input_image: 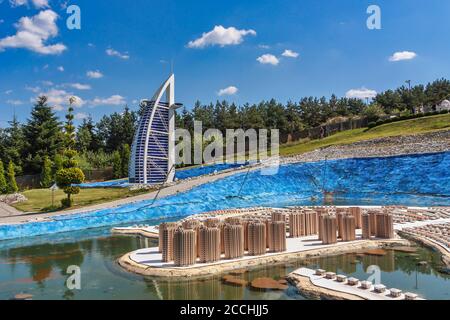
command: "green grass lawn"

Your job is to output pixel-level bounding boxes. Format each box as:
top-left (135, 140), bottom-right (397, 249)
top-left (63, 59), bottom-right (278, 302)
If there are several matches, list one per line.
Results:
top-left (13, 188), bottom-right (151, 213)
top-left (280, 113), bottom-right (450, 156)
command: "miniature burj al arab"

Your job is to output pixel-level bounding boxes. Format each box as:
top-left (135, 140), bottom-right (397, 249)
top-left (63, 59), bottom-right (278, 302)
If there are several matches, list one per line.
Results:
top-left (129, 74), bottom-right (182, 185)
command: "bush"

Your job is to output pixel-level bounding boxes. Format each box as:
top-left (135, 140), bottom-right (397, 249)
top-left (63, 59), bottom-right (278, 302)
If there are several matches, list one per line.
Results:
top-left (7, 161), bottom-right (18, 194)
top-left (368, 122), bottom-right (377, 129)
top-left (61, 198), bottom-right (74, 208)
top-left (0, 161), bottom-right (7, 194)
top-left (362, 104), bottom-right (385, 122)
top-left (40, 156), bottom-right (53, 188)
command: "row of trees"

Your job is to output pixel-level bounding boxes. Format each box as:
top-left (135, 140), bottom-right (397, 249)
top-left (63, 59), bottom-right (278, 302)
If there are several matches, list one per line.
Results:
top-left (0, 78), bottom-right (449, 179)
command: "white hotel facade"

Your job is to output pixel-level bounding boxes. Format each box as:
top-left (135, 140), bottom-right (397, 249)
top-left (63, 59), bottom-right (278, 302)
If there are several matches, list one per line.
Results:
top-left (129, 74), bottom-right (181, 185)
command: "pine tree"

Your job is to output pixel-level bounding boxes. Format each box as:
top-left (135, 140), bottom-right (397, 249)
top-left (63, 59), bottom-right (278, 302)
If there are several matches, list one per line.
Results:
top-left (4, 115), bottom-right (25, 175)
top-left (7, 161), bottom-right (18, 194)
top-left (0, 161), bottom-right (7, 194)
top-left (120, 144), bottom-right (131, 178)
top-left (40, 156), bottom-right (53, 188)
top-left (112, 151), bottom-right (122, 179)
top-left (55, 98), bottom-right (85, 207)
top-left (23, 96), bottom-right (63, 173)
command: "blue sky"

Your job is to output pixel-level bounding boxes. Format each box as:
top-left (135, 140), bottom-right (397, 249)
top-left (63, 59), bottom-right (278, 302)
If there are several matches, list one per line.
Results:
top-left (1, 0), bottom-right (450, 127)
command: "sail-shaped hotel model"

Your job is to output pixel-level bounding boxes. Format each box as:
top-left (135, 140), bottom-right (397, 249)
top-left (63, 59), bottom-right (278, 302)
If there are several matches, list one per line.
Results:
top-left (129, 74), bottom-right (182, 185)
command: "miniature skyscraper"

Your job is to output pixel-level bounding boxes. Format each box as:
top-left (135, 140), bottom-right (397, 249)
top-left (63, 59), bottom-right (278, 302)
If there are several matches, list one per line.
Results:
top-left (129, 74), bottom-right (181, 184)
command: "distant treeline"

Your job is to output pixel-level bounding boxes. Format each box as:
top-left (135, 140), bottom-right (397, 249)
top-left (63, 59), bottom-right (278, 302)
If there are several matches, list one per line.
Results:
top-left (1, 78), bottom-right (449, 176)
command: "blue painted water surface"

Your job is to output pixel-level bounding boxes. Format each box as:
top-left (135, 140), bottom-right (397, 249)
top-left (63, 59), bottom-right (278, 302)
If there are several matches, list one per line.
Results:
top-left (77, 162), bottom-right (250, 188)
top-left (0, 152), bottom-right (449, 241)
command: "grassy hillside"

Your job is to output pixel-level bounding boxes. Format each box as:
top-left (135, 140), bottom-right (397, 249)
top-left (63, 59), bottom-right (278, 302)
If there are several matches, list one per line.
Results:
top-left (280, 113), bottom-right (450, 156)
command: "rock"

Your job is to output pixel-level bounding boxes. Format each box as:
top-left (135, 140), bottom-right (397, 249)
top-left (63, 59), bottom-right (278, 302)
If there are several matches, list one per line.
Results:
top-left (278, 279), bottom-right (288, 285)
top-left (222, 276), bottom-right (248, 287)
top-left (362, 249), bottom-right (387, 256)
top-left (390, 246), bottom-right (418, 253)
top-left (438, 267), bottom-right (450, 275)
top-left (12, 293), bottom-right (33, 300)
top-left (417, 261), bottom-right (428, 267)
top-left (229, 269), bottom-right (247, 276)
top-left (250, 277), bottom-right (288, 291)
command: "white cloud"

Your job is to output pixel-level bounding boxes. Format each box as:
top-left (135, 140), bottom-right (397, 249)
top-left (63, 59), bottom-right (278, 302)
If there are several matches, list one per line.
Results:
top-left (345, 87), bottom-right (377, 99)
top-left (4, 90), bottom-right (13, 95)
top-left (218, 86), bottom-right (238, 96)
top-left (86, 70), bottom-right (103, 79)
top-left (34, 89), bottom-right (85, 110)
top-left (106, 48), bottom-right (130, 60)
top-left (258, 44), bottom-right (270, 49)
top-left (74, 112), bottom-right (88, 120)
top-left (40, 80), bottom-right (53, 86)
top-left (187, 25), bottom-right (256, 48)
top-left (0, 19), bottom-right (4, 24)
top-left (9, 0), bottom-right (49, 8)
top-left (57, 66), bottom-right (64, 72)
top-left (25, 85), bottom-right (40, 93)
top-left (257, 54), bottom-right (279, 66)
top-left (90, 95), bottom-right (126, 106)
top-left (282, 49), bottom-right (299, 58)
top-left (7, 99), bottom-right (24, 105)
top-left (0, 10), bottom-right (67, 55)
top-left (389, 51), bottom-right (417, 62)
top-left (68, 83), bottom-right (91, 90)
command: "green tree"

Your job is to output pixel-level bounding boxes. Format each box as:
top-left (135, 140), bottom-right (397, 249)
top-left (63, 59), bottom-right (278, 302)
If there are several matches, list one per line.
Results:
top-left (362, 104), bottom-right (385, 122)
top-left (23, 96), bottom-right (63, 173)
top-left (40, 156), bottom-right (53, 188)
top-left (55, 99), bottom-right (85, 207)
top-left (112, 151), bottom-right (122, 179)
top-left (4, 115), bottom-right (25, 175)
top-left (0, 161), bottom-right (7, 194)
top-left (7, 161), bottom-right (18, 194)
top-left (120, 144), bottom-right (131, 178)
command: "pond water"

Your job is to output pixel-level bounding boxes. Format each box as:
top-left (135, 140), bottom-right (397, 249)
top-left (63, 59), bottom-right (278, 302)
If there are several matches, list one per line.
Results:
top-left (0, 226), bottom-right (448, 300)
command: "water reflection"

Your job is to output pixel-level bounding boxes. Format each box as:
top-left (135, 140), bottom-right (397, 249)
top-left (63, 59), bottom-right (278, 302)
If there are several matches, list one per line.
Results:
top-left (0, 232), bottom-right (449, 300)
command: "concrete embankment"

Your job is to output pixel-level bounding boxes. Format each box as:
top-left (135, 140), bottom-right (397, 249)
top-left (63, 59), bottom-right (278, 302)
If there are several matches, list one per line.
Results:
top-left (118, 238), bottom-right (409, 279)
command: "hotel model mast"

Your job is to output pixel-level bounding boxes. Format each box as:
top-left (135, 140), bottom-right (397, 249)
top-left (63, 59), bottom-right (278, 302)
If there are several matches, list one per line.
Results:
top-left (129, 74), bottom-right (181, 185)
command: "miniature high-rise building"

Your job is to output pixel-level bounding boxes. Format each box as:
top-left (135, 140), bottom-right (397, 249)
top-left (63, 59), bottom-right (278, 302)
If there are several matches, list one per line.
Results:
top-left (224, 224), bottom-right (244, 259)
top-left (322, 215), bottom-right (337, 245)
top-left (336, 212), bottom-right (344, 239)
top-left (375, 212), bottom-right (394, 239)
top-left (198, 226), bottom-right (221, 263)
top-left (361, 213), bottom-right (371, 240)
top-left (129, 74), bottom-right (181, 185)
top-left (182, 220), bottom-right (202, 257)
top-left (247, 221), bottom-right (267, 256)
top-left (341, 215), bottom-right (356, 242)
top-left (173, 227), bottom-right (197, 266)
top-left (272, 212), bottom-right (287, 223)
top-left (269, 221), bottom-right (287, 252)
top-left (289, 212), bottom-right (303, 238)
top-left (349, 207), bottom-right (362, 229)
top-left (160, 222), bottom-right (178, 262)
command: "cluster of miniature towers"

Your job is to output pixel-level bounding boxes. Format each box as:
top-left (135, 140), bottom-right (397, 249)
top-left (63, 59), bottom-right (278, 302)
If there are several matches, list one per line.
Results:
top-left (158, 207), bottom-right (395, 267)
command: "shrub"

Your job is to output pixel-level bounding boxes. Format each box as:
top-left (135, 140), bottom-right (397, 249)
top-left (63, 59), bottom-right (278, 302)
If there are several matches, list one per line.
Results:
top-left (112, 151), bottom-right (122, 179)
top-left (40, 156), bottom-right (53, 188)
top-left (368, 122), bottom-right (377, 129)
top-left (7, 161), bottom-right (18, 194)
top-left (0, 161), bottom-right (7, 194)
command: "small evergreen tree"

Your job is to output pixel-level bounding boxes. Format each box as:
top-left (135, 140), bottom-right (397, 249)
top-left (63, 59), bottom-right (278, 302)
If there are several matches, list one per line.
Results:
top-left (120, 144), bottom-right (131, 178)
top-left (0, 161), bottom-right (7, 194)
top-left (7, 161), bottom-right (18, 194)
top-left (55, 99), bottom-right (85, 207)
top-left (53, 154), bottom-right (64, 175)
top-left (112, 150), bottom-right (122, 179)
top-left (40, 156), bottom-right (53, 188)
